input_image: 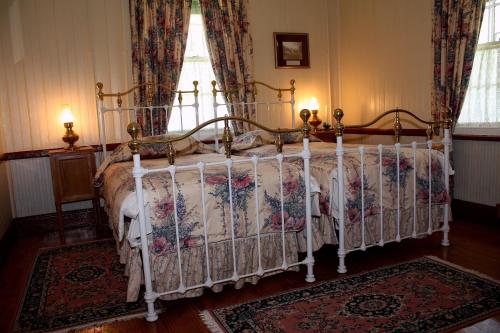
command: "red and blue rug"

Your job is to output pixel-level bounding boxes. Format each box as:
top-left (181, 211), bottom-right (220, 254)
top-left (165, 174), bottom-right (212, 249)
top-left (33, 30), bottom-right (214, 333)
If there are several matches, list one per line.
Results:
top-left (201, 256), bottom-right (500, 333)
top-left (14, 239), bottom-right (147, 332)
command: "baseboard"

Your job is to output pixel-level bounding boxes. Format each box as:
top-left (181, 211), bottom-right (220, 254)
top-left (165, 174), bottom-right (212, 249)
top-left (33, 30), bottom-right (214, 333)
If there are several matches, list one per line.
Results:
top-left (452, 199), bottom-right (499, 223)
top-left (0, 221), bottom-right (15, 262)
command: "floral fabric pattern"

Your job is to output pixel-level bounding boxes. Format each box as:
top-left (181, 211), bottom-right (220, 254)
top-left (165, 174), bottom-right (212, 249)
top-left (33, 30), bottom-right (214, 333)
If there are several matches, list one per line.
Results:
top-left (101, 154), bottom-right (311, 258)
top-left (234, 142), bottom-right (450, 225)
top-left (199, 0), bottom-right (255, 135)
top-left (94, 134), bottom-right (214, 186)
top-left (431, 0), bottom-right (486, 128)
top-left (130, 0), bottom-right (192, 135)
top-left (222, 130), bottom-right (320, 154)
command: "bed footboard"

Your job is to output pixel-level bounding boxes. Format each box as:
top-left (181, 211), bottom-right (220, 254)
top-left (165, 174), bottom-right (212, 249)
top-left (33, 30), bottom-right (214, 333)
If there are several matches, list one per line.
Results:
top-left (127, 111), bottom-right (315, 321)
top-left (333, 108), bottom-right (452, 274)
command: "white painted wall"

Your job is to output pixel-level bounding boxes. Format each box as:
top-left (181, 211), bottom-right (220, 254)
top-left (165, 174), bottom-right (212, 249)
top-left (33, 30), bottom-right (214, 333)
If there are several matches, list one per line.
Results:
top-left (250, 0), bottom-right (334, 127)
top-left (0, 0), bottom-right (132, 153)
top-left (333, 0), bottom-right (433, 125)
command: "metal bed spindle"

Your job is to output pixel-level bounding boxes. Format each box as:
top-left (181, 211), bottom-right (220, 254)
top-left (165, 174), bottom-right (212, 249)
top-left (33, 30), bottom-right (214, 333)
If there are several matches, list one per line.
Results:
top-left (169, 166), bottom-right (186, 292)
top-left (277, 153), bottom-right (288, 268)
top-left (197, 161), bottom-right (213, 287)
top-left (359, 146), bottom-right (366, 250)
top-left (378, 144), bottom-right (384, 246)
top-left (412, 141), bottom-right (417, 238)
top-left (427, 139), bottom-right (433, 234)
top-left (396, 142), bottom-right (401, 242)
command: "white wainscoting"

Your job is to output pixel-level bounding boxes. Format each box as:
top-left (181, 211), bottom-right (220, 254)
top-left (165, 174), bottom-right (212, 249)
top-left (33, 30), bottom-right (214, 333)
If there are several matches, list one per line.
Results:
top-left (453, 140), bottom-right (500, 207)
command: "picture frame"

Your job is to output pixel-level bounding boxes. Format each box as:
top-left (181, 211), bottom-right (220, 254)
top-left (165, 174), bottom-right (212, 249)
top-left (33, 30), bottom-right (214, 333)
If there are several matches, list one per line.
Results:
top-left (274, 32), bottom-right (310, 68)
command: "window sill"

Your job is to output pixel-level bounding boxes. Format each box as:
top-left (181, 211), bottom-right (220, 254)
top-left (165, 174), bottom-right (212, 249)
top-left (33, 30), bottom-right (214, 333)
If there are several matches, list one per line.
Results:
top-left (453, 127), bottom-right (500, 141)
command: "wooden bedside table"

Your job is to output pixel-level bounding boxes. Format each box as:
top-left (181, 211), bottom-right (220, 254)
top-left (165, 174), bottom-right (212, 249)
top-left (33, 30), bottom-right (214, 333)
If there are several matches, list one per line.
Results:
top-left (49, 146), bottom-right (101, 240)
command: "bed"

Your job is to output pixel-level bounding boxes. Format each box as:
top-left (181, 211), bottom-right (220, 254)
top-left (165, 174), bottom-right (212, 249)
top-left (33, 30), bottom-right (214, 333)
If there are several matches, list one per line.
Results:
top-left (226, 108), bottom-right (453, 274)
top-left (95, 80), bottom-right (337, 321)
top-left (95, 80), bottom-right (452, 322)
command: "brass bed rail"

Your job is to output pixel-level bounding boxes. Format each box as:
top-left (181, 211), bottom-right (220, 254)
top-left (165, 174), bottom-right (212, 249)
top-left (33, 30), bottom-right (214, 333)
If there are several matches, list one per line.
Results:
top-left (127, 109), bottom-right (312, 163)
top-left (211, 79), bottom-right (295, 101)
top-left (96, 81), bottom-right (199, 107)
top-left (332, 108), bottom-right (452, 142)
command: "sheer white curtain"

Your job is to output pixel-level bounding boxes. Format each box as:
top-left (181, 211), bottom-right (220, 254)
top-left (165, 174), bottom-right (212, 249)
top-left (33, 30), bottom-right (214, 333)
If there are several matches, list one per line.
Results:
top-left (458, 44), bottom-right (500, 128)
top-left (457, 0), bottom-right (500, 131)
top-left (171, 14), bottom-right (218, 134)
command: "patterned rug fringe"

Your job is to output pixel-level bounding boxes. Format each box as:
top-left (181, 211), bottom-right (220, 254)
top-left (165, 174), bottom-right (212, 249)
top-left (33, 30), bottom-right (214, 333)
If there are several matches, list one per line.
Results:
top-left (426, 255), bottom-right (500, 284)
top-left (200, 310), bottom-right (225, 333)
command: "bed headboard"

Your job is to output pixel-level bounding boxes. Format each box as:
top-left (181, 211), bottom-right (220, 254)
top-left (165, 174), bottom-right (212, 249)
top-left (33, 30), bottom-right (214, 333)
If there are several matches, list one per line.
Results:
top-left (332, 107), bottom-right (452, 142)
top-left (96, 81), bottom-right (200, 158)
top-left (211, 80), bottom-right (296, 138)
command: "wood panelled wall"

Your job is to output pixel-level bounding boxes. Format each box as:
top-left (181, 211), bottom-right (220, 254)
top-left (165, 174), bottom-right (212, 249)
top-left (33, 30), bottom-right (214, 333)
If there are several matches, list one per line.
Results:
top-left (0, 0), bottom-right (132, 153)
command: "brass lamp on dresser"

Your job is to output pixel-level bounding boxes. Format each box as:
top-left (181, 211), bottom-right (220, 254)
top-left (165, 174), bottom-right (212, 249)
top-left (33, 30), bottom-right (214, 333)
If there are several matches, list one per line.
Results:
top-left (48, 146), bottom-right (100, 241)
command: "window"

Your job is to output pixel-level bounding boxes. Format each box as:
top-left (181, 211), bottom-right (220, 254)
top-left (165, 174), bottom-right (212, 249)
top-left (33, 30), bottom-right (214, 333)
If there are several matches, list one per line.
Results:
top-left (457, 0), bottom-right (500, 134)
top-left (168, 1), bottom-right (219, 136)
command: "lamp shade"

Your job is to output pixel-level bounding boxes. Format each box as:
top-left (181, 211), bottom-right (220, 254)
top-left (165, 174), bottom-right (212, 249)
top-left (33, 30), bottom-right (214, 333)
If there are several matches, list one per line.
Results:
top-left (60, 105), bottom-right (74, 124)
top-left (309, 97), bottom-right (319, 110)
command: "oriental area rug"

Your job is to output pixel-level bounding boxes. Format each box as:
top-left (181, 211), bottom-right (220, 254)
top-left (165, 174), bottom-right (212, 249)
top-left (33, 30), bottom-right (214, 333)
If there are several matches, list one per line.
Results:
top-left (14, 239), bottom-right (148, 333)
top-left (201, 257), bottom-right (500, 333)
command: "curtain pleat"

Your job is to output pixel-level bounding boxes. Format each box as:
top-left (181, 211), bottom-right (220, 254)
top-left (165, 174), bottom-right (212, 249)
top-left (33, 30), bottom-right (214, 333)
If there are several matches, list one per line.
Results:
top-left (431, 0), bottom-right (486, 131)
top-left (199, 0), bottom-right (255, 135)
top-left (129, 0), bottom-right (192, 136)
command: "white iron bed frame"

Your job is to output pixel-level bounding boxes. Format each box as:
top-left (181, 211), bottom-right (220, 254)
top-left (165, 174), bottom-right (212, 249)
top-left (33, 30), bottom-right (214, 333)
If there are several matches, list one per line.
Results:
top-left (96, 80), bottom-right (297, 157)
top-left (329, 108), bottom-right (452, 273)
top-left (96, 80), bottom-right (452, 322)
top-left (126, 110), bottom-right (315, 321)
top-left (96, 81), bottom-right (201, 159)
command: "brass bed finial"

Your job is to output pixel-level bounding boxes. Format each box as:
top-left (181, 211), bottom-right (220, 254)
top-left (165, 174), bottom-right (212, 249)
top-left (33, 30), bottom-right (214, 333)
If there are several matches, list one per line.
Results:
top-left (117, 93), bottom-right (122, 107)
top-left (290, 79), bottom-right (296, 95)
top-left (166, 142), bottom-right (175, 165)
top-left (275, 132), bottom-right (283, 153)
top-left (393, 110), bottom-right (402, 143)
top-left (442, 107), bottom-right (452, 130)
top-left (96, 82), bottom-right (104, 100)
top-left (426, 125), bottom-right (433, 141)
top-left (222, 116), bottom-right (233, 158)
top-left (127, 122), bottom-right (141, 154)
top-left (193, 81), bottom-right (199, 97)
top-left (334, 108), bottom-right (344, 137)
top-left (300, 109), bottom-right (311, 138)
top-left (211, 80), bottom-right (218, 97)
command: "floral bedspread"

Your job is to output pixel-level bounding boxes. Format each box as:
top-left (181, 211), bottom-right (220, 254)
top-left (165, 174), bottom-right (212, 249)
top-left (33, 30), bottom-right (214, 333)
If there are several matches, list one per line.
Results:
top-left (233, 142), bottom-right (451, 224)
top-left (101, 153), bottom-right (314, 255)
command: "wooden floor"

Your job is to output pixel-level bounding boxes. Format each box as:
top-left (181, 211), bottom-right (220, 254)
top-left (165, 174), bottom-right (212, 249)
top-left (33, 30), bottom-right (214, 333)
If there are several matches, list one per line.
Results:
top-left (1, 215), bottom-right (499, 333)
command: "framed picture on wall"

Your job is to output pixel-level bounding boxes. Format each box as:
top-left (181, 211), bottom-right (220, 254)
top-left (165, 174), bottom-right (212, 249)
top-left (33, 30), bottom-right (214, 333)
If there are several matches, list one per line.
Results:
top-left (274, 32), bottom-right (310, 68)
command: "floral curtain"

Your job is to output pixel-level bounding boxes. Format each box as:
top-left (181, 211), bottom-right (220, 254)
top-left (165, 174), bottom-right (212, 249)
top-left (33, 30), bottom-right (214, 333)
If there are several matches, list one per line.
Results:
top-left (130, 0), bottom-right (192, 136)
top-left (199, 0), bottom-right (255, 135)
top-left (431, 0), bottom-right (486, 131)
